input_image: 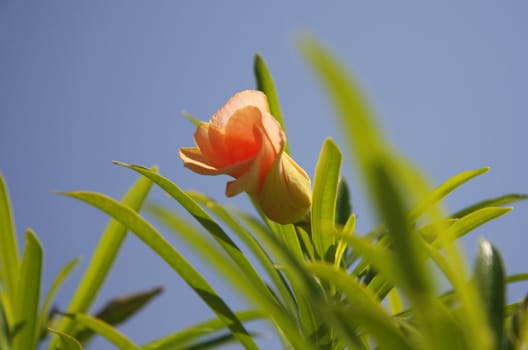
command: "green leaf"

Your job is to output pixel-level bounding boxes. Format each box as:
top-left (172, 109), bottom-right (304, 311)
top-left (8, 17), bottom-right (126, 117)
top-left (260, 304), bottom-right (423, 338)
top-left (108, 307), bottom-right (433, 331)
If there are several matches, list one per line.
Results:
top-left (432, 207), bottom-right (511, 248)
top-left (506, 273), bottom-right (528, 284)
top-left (12, 229), bottom-right (43, 350)
top-left (311, 138), bottom-right (342, 261)
top-left (474, 239), bottom-right (505, 348)
top-left (47, 328), bottom-right (83, 350)
top-left (180, 194), bottom-right (296, 313)
top-left (67, 313), bottom-right (140, 350)
top-left (73, 286), bottom-right (163, 344)
top-left (335, 177), bottom-right (352, 227)
top-left (59, 190), bottom-right (258, 350)
top-left (0, 172), bottom-right (20, 323)
top-left (142, 310), bottom-right (263, 350)
top-left (300, 38), bottom-right (491, 349)
top-left (307, 262), bottom-right (412, 350)
top-left (410, 167), bottom-right (490, 219)
top-left (47, 169), bottom-right (155, 350)
top-left (148, 204), bottom-right (315, 349)
top-left (507, 296), bottom-right (528, 349)
top-left (452, 193), bottom-right (528, 219)
top-left (0, 295), bottom-right (11, 350)
top-left (254, 53), bottom-right (288, 153)
top-left (115, 163), bottom-right (273, 307)
top-left (39, 257), bottom-right (81, 340)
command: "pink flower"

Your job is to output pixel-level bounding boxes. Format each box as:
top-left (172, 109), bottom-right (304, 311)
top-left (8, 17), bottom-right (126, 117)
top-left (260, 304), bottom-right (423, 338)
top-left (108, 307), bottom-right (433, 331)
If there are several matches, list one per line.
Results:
top-left (179, 90), bottom-right (312, 224)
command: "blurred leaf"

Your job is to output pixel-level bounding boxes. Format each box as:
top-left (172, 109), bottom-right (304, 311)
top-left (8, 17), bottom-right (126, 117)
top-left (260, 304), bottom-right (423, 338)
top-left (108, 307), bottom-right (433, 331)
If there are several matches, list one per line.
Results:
top-left (47, 328), bottom-right (83, 350)
top-left (474, 239), bottom-right (505, 348)
top-left (506, 273), bottom-right (528, 284)
top-left (115, 162), bottom-right (271, 301)
top-left (12, 229), bottom-right (43, 350)
top-left (39, 257), bottom-right (81, 340)
top-left (73, 286), bottom-right (162, 344)
top-left (506, 295), bottom-right (528, 349)
top-left (150, 204), bottom-right (314, 350)
top-left (335, 177), bottom-right (352, 227)
top-left (66, 313), bottom-right (140, 350)
top-left (308, 262), bottom-right (412, 350)
top-left (181, 194), bottom-right (296, 313)
top-left (432, 207), bottom-right (511, 248)
top-left (0, 172), bottom-right (20, 324)
top-left (0, 296), bottom-right (11, 350)
top-left (300, 37), bottom-right (491, 349)
top-left (142, 310), bottom-right (263, 350)
top-left (48, 170), bottom-right (155, 350)
top-left (410, 167), bottom-right (490, 219)
top-left (254, 53), bottom-right (288, 153)
top-left (452, 193), bottom-right (528, 219)
top-left (59, 190), bottom-right (258, 350)
top-left (183, 332), bottom-right (259, 350)
top-left (311, 138), bottom-right (342, 262)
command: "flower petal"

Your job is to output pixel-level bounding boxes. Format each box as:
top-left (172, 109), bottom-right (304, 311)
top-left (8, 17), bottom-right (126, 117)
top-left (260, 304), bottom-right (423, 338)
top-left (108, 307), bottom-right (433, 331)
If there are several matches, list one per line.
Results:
top-left (211, 90), bottom-right (270, 129)
top-left (224, 106), bottom-right (262, 163)
top-left (179, 147), bottom-right (220, 175)
top-left (225, 124), bottom-right (279, 197)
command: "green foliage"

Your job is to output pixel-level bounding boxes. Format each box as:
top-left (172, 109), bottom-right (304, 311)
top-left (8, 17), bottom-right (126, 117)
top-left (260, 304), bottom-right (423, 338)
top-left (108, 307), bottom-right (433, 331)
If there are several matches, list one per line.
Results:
top-left (0, 39), bottom-right (527, 350)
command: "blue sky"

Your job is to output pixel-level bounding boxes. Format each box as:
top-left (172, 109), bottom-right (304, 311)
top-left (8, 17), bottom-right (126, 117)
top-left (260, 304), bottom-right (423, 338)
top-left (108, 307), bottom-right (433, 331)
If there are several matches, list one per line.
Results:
top-left (1, 2), bottom-right (527, 349)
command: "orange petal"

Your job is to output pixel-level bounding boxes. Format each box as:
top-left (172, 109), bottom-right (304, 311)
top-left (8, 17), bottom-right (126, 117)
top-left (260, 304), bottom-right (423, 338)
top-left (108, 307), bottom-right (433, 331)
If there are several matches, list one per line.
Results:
top-left (224, 106), bottom-right (262, 163)
top-left (225, 125), bottom-right (278, 197)
top-left (194, 122), bottom-right (227, 168)
top-left (179, 147), bottom-right (219, 175)
top-left (211, 90), bottom-right (270, 129)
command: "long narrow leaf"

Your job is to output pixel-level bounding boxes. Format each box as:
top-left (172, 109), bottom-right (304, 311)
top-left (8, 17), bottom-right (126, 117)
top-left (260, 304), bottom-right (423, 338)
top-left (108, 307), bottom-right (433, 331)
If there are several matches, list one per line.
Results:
top-left (47, 329), bottom-right (83, 350)
top-left (311, 138), bottom-right (342, 262)
top-left (307, 262), bottom-right (412, 350)
top-left (59, 190), bottom-right (258, 350)
top-left (452, 193), bottom-right (528, 218)
top-left (66, 313), bottom-right (140, 350)
top-left (0, 173), bottom-right (20, 324)
top-left (432, 207), bottom-right (511, 248)
top-left (48, 171), bottom-right (154, 350)
top-left (254, 53), bottom-right (288, 153)
top-left (181, 194), bottom-right (296, 313)
top-left (115, 162), bottom-right (270, 303)
top-left (410, 167), bottom-right (490, 219)
top-left (12, 229), bottom-right (42, 350)
top-left (149, 205), bottom-right (314, 350)
top-left (39, 257), bottom-right (81, 340)
top-left (143, 310), bottom-right (262, 350)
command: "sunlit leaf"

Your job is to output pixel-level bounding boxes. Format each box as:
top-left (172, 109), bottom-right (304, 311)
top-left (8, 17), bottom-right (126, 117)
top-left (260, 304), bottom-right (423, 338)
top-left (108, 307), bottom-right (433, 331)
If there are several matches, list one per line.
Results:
top-left (66, 313), bottom-right (140, 350)
top-left (59, 190), bottom-right (258, 350)
top-left (0, 172), bottom-right (20, 323)
top-left (307, 262), bottom-right (412, 350)
top-left (452, 193), bottom-right (528, 219)
top-left (12, 229), bottom-right (42, 350)
top-left (410, 167), bottom-right (490, 219)
top-left (142, 310), bottom-right (263, 350)
top-left (311, 138), bottom-right (342, 262)
top-left (48, 171), bottom-right (155, 350)
top-left (47, 328), bottom-right (83, 350)
top-left (432, 207), bottom-right (511, 248)
top-left (39, 257), bottom-right (81, 340)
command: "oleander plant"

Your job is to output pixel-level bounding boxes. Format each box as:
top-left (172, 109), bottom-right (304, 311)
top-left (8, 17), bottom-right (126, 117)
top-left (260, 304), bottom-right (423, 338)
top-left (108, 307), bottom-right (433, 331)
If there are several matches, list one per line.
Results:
top-left (1, 38), bottom-right (528, 350)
